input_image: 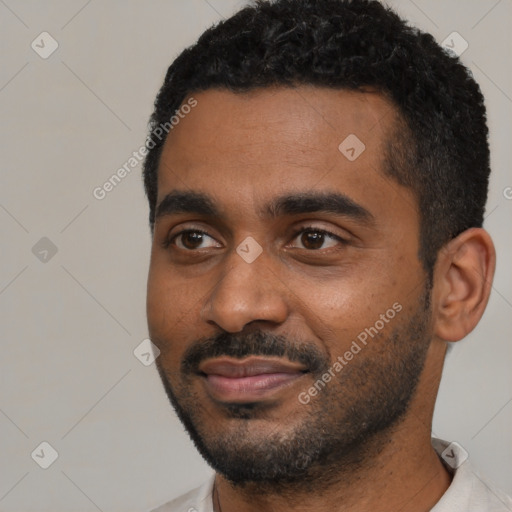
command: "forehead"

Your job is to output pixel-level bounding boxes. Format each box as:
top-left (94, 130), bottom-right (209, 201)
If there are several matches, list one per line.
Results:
top-left (159, 86), bottom-right (396, 168)
top-left (156, 86), bottom-right (416, 224)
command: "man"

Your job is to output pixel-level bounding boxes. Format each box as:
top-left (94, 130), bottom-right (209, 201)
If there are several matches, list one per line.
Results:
top-left (142, 0), bottom-right (511, 510)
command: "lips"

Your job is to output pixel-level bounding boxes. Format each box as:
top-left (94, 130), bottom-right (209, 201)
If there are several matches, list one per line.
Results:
top-left (199, 357), bottom-right (307, 377)
top-left (198, 356), bottom-right (308, 402)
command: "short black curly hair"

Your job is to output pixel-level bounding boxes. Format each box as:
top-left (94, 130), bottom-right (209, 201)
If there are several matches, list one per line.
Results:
top-left (142, 0), bottom-right (490, 276)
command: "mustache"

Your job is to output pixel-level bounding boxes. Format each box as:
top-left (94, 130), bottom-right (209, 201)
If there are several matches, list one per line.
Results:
top-left (181, 330), bottom-right (328, 375)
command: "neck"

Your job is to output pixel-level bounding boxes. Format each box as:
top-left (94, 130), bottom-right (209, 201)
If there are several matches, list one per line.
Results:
top-left (213, 341), bottom-right (452, 512)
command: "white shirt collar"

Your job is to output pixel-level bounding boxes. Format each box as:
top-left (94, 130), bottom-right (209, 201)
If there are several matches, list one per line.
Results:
top-left (151, 438), bottom-right (512, 511)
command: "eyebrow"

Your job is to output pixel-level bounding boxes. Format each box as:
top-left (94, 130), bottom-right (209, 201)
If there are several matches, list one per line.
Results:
top-left (155, 190), bottom-right (374, 225)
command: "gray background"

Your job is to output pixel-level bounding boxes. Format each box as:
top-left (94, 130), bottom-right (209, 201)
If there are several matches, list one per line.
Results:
top-left (0, 1), bottom-right (510, 511)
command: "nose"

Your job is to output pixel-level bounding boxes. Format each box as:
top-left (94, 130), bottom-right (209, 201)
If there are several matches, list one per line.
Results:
top-left (200, 247), bottom-right (289, 333)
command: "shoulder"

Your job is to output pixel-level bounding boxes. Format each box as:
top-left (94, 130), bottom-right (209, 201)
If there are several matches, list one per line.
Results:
top-left (148, 474), bottom-right (215, 512)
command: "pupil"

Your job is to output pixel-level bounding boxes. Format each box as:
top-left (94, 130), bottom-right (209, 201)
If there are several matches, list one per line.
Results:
top-left (184, 232), bottom-right (202, 249)
top-left (303, 231), bottom-right (323, 249)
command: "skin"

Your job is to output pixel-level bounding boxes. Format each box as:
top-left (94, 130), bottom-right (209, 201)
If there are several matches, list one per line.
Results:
top-left (146, 86), bottom-right (496, 512)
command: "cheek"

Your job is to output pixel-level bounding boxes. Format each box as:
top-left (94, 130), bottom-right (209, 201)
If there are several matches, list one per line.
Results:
top-left (146, 263), bottom-right (189, 356)
top-left (307, 287), bottom-right (376, 341)
top-left (299, 266), bottom-right (407, 350)
top-left (147, 252), bottom-right (192, 317)
top-left (147, 265), bottom-right (169, 331)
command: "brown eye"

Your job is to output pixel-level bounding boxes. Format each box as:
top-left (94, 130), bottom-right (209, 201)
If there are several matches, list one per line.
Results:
top-left (291, 227), bottom-right (345, 251)
top-left (178, 231), bottom-right (206, 250)
top-left (165, 230), bottom-right (220, 250)
top-left (302, 231), bottom-right (325, 250)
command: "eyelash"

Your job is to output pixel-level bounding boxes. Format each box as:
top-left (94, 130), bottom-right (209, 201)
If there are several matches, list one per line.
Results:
top-left (162, 225), bottom-right (347, 252)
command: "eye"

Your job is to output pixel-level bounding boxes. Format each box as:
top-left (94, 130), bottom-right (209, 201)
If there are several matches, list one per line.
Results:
top-left (163, 229), bottom-right (220, 251)
top-left (289, 226), bottom-right (347, 251)
top-left (162, 226), bottom-right (347, 252)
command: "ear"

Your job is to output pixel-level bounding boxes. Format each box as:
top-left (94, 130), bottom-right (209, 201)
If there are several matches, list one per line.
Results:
top-left (432, 228), bottom-right (496, 342)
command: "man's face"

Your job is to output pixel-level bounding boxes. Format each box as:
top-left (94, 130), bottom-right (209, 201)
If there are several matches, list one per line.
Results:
top-left (147, 86), bottom-right (433, 487)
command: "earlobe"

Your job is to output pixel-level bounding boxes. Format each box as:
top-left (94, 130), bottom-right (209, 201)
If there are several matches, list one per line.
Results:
top-left (432, 228), bottom-right (496, 342)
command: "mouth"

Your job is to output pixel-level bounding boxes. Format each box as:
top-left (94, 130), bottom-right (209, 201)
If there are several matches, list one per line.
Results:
top-left (197, 356), bottom-right (309, 403)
